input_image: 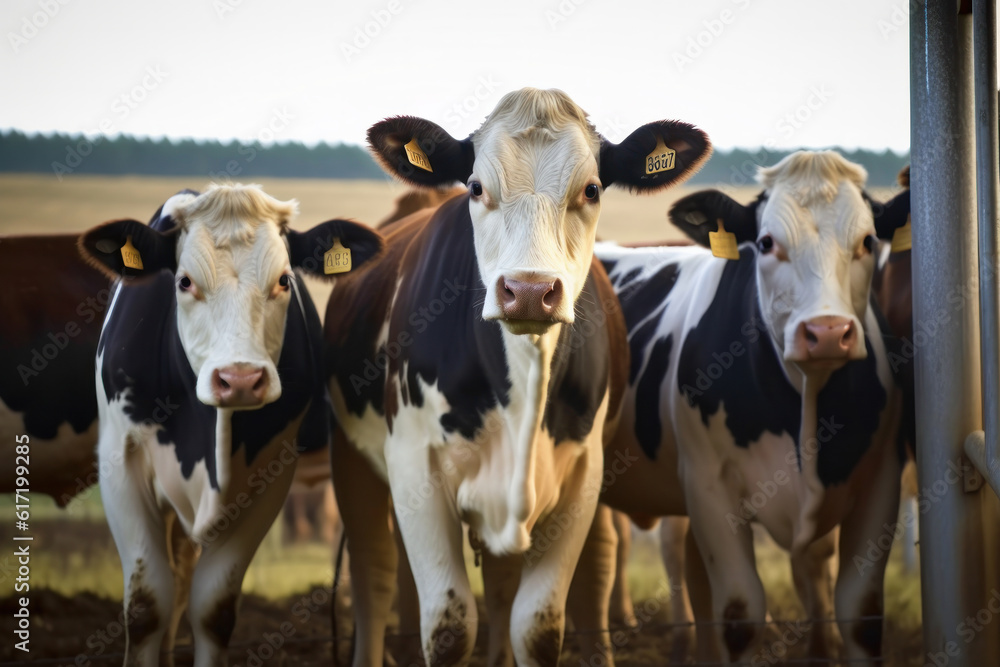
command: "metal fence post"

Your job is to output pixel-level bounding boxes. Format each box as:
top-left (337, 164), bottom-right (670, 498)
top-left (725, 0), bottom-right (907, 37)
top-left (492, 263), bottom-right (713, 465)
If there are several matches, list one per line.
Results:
top-left (910, 1), bottom-right (997, 665)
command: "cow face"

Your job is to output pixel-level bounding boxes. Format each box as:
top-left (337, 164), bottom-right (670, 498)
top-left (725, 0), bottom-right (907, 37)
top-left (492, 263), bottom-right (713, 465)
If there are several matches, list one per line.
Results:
top-left (367, 87), bottom-right (711, 336)
top-left (670, 152), bottom-right (910, 371)
top-left (80, 184), bottom-right (383, 408)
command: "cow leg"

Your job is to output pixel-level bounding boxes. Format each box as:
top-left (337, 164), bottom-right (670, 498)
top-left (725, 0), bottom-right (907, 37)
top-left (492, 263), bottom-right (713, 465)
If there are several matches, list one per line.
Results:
top-left (608, 509), bottom-right (636, 629)
top-left (834, 453), bottom-right (901, 666)
top-left (188, 439), bottom-right (297, 667)
top-left (480, 547), bottom-right (521, 667)
top-left (393, 512), bottom-right (425, 667)
top-left (386, 447), bottom-right (476, 667)
top-left (661, 516), bottom-right (694, 664)
top-left (163, 509), bottom-right (200, 665)
top-left (511, 462), bottom-right (603, 667)
top-left (566, 504), bottom-right (617, 667)
top-left (687, 493), bottom-right (766, 665)
top-left (100, 438), bottom-right (175, 667)
top-left (684, 524), bottom-right (718, 664)
top-left (791, 529), bottom-right (841, 665)
top-left (321, 482), bottom-right (340, 545)
top-left (331, 428), bottom-right (397, 667)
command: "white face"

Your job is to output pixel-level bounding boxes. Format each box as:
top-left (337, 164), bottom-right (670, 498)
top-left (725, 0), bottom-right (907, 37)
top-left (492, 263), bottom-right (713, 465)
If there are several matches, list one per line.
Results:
top-left (468, 119), bottom-right (602, 336)
top-left (755, 179), bottom-right (876, 370)
top-left (170, 189), bottom-right (297, 408)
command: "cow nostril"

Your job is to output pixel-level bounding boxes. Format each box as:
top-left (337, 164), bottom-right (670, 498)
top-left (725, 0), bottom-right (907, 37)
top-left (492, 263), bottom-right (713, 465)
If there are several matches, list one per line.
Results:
top-left (253, 374), bottom-right (266, 392)
top-left (542, 280), bottom-right (563, 309)
top-left (805, 328), bottom-right (818, 346)
top-left (219, 377), bottom-right (230, 389)
top-left (498, 277), bottom-right (516, 306)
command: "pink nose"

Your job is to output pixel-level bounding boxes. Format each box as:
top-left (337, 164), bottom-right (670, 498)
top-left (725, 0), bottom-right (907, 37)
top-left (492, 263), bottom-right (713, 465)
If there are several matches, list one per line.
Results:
top-left (797, 316), bottom-right (856, 360)
top-left (212, 364), bottom-right (269, 407)
top-left (498, 277), bottom-right (563, 321)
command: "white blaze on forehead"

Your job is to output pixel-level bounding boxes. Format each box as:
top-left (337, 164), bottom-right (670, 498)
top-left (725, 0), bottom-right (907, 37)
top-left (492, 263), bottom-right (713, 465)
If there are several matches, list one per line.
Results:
top-left (469, 88), bottom-right (603, 326)
top-left (754, 151), bottom-right (875, 362)
top-left (169, 184), bottom-right (300, 406)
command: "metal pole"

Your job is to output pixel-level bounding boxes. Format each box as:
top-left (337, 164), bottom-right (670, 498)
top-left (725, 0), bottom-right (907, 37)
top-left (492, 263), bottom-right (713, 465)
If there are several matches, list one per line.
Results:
top-left (911, 2), bottom-right (990, 665)
top-left (965, 0), bottom-right (1000, 499)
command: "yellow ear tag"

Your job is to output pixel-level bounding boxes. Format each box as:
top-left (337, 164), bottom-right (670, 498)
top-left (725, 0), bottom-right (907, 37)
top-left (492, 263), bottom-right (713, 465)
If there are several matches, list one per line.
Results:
top-left (324, 238), bottom-right (352, 275)
top-left (404, 137), bottom-right (433, 173)
top-left (709, 219), bottom-right (740, 260)
top-left (645, 136), bottom-right (676, 175)
top-left (120, 235), bottom-right (144, 270)
top-left (891, 217), bottom-right (912, 253)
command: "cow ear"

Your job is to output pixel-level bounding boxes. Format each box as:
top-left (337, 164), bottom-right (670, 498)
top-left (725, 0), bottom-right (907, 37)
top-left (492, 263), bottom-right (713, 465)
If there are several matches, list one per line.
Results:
top-left (286, 219), bottom-right (384, 279)
top-left (870, 188), bottom-right (910, 240)
top-left (668, 189), bottom-right (761, 248)
top-left (368, 116), bottom-right (475, 188)
top-left (78, 219), bottom-right (177, 280)
top-left (600, 120), bottom-right (711, 193)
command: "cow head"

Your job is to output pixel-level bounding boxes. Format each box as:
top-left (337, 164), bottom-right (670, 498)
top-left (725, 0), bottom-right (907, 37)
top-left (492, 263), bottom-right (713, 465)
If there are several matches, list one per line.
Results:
top-left (80, 184), bottom-right (383, 408)
top-left (368, 87), bottom-right (711, 336)
top-left (670, 151), bottom-right (910, 372)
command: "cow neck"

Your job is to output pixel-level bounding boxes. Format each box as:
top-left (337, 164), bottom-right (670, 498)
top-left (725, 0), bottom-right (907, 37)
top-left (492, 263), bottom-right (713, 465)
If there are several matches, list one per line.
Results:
top-left (498, 324), bottom-right (560, 539)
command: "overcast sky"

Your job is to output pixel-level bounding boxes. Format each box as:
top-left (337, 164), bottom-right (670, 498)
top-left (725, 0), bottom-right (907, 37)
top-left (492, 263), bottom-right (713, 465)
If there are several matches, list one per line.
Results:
top-left (0, 0), bottom-right (989, 152)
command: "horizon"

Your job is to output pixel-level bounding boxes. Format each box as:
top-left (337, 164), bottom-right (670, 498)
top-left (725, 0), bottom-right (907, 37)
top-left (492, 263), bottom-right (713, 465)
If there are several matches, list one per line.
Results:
top-left (2, 0), bottom-right (980, 154)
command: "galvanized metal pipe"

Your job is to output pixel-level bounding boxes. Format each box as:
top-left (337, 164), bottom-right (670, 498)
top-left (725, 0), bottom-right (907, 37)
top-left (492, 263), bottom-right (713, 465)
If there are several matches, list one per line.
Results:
top-left (911, 2), bottom-right (991, 665)
top-left (964, 0), bottom-right (1000, 502)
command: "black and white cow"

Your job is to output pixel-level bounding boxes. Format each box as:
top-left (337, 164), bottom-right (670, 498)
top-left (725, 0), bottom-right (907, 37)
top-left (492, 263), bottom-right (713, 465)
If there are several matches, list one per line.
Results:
top-left (78, 184), bottom-right (382, 667)
top-left (592, 151), bottom-right (910, 665)
top-left (325, 88), bottom-right (711, 666)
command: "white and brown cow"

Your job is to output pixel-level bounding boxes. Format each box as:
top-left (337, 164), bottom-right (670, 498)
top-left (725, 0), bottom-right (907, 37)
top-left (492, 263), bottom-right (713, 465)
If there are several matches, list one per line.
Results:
top-left (325, 88), bottom-right (710, 666)
top-left (79, 184), bottom-right (382, 667)
top-left (591, 151), bottom-right (910, 665)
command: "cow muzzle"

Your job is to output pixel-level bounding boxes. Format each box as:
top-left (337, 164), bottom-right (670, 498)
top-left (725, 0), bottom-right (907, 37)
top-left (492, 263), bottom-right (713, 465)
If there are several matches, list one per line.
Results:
top-left (496, 275), bottom-right (565, 335)
top-left (788, 315), bottom-right (860, 365)
top-left (211, 362), bottom-right (271, 408)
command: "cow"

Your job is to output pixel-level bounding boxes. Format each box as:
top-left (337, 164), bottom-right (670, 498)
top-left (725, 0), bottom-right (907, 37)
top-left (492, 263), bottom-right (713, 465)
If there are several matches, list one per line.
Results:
top-left (77, 184), bottom-right (383, 667)
top-left (324, 87), bottom-right (711, 667)
top-left (379, 185), bottom-right (467, 227)
top-left (0, 235), bottom-right (109, 503)
top-left (588, 151), bottom-right (911, 665)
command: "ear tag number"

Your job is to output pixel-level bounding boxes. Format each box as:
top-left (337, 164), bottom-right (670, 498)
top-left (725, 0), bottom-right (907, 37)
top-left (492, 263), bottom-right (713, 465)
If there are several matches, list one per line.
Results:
top-left (121, 235), bottom-right (144, 270)
top-left (891, 217), bottom-right (912, 253)
top-left (404, 138), bottom-right (433, 173)
top-left (709, 219), bottom-right (740, 260)
top-left (324, 238), bottom-right (352, 275)
top-left (645, 137), bottom-right (676, 175)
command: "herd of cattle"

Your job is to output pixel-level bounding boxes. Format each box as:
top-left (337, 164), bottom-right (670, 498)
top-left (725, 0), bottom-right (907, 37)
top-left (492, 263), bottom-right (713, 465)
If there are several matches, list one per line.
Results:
top-left (0, 88), bottom-right (918, 667)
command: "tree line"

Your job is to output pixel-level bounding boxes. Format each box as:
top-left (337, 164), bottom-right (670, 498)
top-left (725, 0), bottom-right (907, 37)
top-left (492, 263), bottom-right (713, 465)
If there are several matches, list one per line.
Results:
top-left (0, 130), bottom-right (909, 187)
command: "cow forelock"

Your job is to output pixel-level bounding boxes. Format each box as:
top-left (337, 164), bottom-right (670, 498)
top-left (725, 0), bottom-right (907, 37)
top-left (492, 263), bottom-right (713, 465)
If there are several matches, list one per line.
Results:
top-left (469, 89), bottom-right (602, 333)
top-left (171, 184), bottom-right (298, 408)
top-left (754, 153), bottom-right (875, 370)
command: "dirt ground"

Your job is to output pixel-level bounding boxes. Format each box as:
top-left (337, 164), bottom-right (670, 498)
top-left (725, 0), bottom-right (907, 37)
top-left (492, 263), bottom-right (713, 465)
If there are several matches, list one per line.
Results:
top-left (0, 517), bottom-right (924, 666)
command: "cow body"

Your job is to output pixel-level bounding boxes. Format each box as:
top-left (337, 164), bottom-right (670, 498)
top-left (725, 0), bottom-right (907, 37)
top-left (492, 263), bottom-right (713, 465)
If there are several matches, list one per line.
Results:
top-left (0, 235), bottom-right (109, 503)
top-left (330, 88), bottom-right (710, 667)
top-left (592, 152), bottom-right (908, 665)
top-left (81, 185), bottom-right (382, 667)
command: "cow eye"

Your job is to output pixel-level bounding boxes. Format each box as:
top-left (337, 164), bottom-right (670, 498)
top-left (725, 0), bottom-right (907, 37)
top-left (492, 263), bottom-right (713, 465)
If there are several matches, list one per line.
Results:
top-left (470, 181), bottom-right (483, 197)
top-left (584, 184), bottom-right (600, 201)
top-left (270, 273), bottom-right (292, 299)
top-left (178, 276), bottom-right (192, 291)
top-left (863, 235), bottom-right (876, 253)
top-left (757, 236), bottom-right (774, 253)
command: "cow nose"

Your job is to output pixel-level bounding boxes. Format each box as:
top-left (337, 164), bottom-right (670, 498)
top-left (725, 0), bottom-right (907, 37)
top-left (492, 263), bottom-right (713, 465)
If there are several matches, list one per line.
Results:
top-left (498, 277), bottom-right (563, 321)
top-left (212, 363), bottom-right (269, 407)
top-left (798, 316), bottom-right (856, 359)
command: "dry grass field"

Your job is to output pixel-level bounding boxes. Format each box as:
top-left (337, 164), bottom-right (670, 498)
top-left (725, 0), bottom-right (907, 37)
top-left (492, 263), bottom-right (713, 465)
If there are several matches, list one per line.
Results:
top-left (0, 173), bottom-right (918, 665)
